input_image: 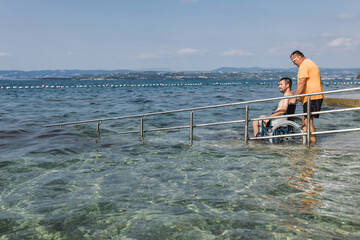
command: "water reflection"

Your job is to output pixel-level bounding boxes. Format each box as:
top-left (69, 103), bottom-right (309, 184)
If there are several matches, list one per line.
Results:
top-left (279, 149), bottom-right (324, 234)
top-left (1, 80), bottom-right (360, 239)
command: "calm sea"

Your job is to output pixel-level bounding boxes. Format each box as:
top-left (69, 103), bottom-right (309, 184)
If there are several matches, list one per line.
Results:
top-left (1, 79), bottom-right (360, 239)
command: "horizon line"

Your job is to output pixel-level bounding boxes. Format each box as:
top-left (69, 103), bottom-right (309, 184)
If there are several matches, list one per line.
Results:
top-left (1, 67), bottom-right (360, 72)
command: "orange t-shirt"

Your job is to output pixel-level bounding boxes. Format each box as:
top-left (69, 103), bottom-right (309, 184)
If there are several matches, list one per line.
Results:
top-left (297, 58), bottom-right (325, 104)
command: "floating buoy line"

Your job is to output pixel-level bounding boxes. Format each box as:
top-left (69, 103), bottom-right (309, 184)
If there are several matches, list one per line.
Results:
top-left (1, 81), bottom-right (359, 90)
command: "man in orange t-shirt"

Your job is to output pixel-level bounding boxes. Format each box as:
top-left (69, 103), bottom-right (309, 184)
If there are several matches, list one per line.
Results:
top-left (289, 50), bottom-right (325, 143)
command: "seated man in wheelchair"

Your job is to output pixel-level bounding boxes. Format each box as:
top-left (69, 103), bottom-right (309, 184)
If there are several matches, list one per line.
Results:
top-left (253, 77), bottom-right (296, 137)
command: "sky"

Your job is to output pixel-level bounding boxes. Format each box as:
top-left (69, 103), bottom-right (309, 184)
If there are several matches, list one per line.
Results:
top-left (0, 0), bottom-right (359, 71)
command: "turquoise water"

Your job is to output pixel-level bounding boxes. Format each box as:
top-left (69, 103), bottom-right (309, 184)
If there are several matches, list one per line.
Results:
top-left (1, 79), bottom-right (360, 239)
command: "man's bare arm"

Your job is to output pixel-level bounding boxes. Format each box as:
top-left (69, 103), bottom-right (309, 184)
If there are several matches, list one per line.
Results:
top-left (289, 77), bottom-right (307, 104)
top-left (271, 99), bottom-right (289, 117)
top-left (262, 99), bottom-right (288, 125)
top-left (295, 77), bottom-right (307, 96)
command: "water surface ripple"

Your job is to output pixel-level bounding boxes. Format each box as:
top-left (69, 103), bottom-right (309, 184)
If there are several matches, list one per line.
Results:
top-left (1, 79), bottom-right (359, 239)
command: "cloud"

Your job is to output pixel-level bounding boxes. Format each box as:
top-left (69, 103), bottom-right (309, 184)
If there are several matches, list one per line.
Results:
top-left (177, 48), bottom-right (206, 55)
top-left (327, 37), bottom-right (356, 47)
top-left (0, 52), bottom-right (11, 57)
top-left (50, 51), bottom-right (78, 57)
top-left (312, 33), bottom-right (334, 38)
top-left (222, 49), bottom-right (253, 56)
top-left (337, 13), bottom-right (356, 20)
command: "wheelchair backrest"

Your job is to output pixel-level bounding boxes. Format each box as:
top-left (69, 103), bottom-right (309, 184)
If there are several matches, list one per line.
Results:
top-left (286, 104), bottom-right (296, 121)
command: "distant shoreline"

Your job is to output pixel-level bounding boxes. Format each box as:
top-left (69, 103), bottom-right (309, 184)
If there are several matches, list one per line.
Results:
top-left (1, 69), bottom-right (359, 81)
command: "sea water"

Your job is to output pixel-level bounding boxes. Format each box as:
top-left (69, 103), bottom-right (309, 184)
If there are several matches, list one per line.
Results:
top-left (0, 79), bottom-right (359, 239)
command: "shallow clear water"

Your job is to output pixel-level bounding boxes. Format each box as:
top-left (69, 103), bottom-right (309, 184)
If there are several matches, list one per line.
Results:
top-left (1, 79), bottom-right (359, 239)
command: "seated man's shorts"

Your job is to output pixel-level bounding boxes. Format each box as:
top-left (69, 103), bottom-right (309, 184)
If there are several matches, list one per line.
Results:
top-left (266, 119), bottom-right (282, 128)
top-left (266, 121), bottom-right (271, 128)
top-left (303, 99), bottom-right (323, 118)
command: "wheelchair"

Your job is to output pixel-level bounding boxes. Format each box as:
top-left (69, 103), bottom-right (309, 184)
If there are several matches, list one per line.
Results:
top-left (255, 105), bottom-right (306, 144)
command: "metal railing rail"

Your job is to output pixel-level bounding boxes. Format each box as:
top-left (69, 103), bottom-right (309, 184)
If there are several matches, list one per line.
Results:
top-left (44, 87), bottom-right (360, 146)
top-left (251, 105), bottom-right (360, 143)
top-left (44, 87), bottom-right (360, 127)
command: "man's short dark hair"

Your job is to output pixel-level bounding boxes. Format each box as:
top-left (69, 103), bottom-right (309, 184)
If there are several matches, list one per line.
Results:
top-left (290, 50), bottom-right (305, 58)
top-left (280, 77), bottom-right (292, 90)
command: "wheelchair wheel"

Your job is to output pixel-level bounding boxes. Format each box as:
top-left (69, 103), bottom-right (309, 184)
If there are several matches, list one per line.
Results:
top-left (269, 120), bottom-right (306, 144)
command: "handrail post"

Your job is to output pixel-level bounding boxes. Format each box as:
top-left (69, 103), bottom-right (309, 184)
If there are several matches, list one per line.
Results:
top-left (306, 97), bottom-right (311, 147)
top-left (245, 104), bottom-right (250, 144)
top-left (96, 121), bottom-right (102, 134)
top-left (190, 111), bottom-right (194, 145)
top-left (140, 117), bottom-right (145, 143)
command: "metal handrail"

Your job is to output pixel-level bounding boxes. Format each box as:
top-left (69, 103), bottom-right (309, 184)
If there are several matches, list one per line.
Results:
top-left (43, 87), bottom-right (360, 146)
top-left (43, 87), bottom-right (360, 127)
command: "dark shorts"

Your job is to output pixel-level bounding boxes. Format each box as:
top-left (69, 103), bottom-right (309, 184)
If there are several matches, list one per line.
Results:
top-left (303, 99), bottom-right (323, 118)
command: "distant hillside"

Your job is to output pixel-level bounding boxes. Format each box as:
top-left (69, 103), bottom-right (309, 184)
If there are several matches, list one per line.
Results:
top-left (320, 68), bottom-right (360, 74)
top-left (0, 70), bottom-right (132, 80)
top-left (212, 67), bottom-right (360, 74)
top-left (212, 67), bottom-right (265, 72)
top-left (1, 68), bottom-right (359, 80)
top-left (212, 67), bottom-right (300, 73)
